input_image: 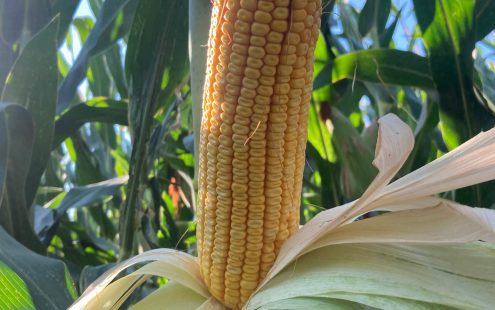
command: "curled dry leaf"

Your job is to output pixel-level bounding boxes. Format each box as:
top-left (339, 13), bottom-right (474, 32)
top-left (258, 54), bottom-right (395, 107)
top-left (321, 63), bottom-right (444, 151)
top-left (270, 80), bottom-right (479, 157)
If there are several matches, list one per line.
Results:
top-left (70, 114), bottom-right (495, 310)
top-left (69, 249), bottom-right (208, 310)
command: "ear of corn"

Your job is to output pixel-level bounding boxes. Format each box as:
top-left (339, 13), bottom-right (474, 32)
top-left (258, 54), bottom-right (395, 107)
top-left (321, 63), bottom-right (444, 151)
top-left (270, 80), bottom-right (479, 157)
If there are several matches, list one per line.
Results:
top-left (197, 1), bottom-right (322, 308)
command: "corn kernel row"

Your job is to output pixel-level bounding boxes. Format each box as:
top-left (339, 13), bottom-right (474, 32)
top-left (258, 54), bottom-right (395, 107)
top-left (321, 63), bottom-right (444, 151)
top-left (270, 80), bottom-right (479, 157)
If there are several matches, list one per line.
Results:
top-left (197, 1), bottom-right (321, 308)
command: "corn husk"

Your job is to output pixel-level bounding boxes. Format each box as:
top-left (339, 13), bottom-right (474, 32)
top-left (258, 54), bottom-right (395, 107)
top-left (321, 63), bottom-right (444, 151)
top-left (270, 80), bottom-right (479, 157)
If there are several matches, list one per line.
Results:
top-left (70, 114), bottom-right (495, 310)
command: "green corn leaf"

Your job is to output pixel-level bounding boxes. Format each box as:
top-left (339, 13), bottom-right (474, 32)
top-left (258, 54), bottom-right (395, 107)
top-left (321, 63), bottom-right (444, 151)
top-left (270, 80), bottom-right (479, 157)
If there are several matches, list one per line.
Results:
top-left (358, 0), bottom-right (391, 37)
top-left (314, 49), bottom-right (434, 92)
top-left (0, 261), bottom-right (35, 310)
top-left (57, 0), bottom-right (138, 112)
top-left (474, 0), bottom-right (495, 41)
top-left (0, 102), bottom-right (45, 254)
top-left (1, 16), bottom-right (59, 209)
top-left (53, 98), bottom-right (128, 148)
top-left (413, 0), bottom-right (495, 208)
top-left (0, 227), bottom-right (76, 309)
top-left (36, 177), bottom-right (127, 245)
top-left (0, 0), bottom-right (24, 44)
top-left (331, 108), bottom-right (376, 200)
top-left (331, 49), bottom-right (434, 89)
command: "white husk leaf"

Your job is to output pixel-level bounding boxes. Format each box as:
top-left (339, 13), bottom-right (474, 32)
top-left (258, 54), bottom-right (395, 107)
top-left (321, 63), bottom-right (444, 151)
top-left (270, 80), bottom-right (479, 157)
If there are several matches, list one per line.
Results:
top-left (69, 249), bottom-right (209, 310)
top-left (84, 274), bottom-right (149, 310)
top-left (310, 199), bottom-right (495, 251)
top-left (71, 114), bottom-right (495, 310)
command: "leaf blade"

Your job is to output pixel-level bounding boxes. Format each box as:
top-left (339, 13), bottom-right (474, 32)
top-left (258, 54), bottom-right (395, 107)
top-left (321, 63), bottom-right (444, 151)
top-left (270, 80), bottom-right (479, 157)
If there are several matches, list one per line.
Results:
top-left (52, 98), bottom-right (128, 148)
top-left (1, 16), bottom-right (60, 207)
top-left (331, 49), bottom-right (434, 89)
top-left (0, 227), bottom-right (76, 309)
top-left (0, 102), bottom-right (44, 253)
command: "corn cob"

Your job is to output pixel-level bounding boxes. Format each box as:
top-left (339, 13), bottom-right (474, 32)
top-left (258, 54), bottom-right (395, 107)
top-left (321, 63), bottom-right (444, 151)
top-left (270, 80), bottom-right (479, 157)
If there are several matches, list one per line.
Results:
top-left (197, 0), bottom-right (322, 308)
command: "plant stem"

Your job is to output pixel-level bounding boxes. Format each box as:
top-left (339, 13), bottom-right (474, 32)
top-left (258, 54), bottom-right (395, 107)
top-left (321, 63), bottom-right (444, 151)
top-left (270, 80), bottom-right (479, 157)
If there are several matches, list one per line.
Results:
top-left (118, 76), bottom-right (157, 261)
top-left (119, 38), bottom-right (165, 261)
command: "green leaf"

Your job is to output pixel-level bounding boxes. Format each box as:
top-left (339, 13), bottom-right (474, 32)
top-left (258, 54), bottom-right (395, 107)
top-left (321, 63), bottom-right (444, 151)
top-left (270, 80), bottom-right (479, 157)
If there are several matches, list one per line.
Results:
top-left (358, 0), bottom-right (391, 37)
top-left (0, 227), bottom-right (76, 309)
top-left (313, 63), bottom-right (332, 91)
top-left (53, 97), bottom-right (128, 148)
top-left (0, 0), bottom-right (25, 44)
top-left (413, 0), bottom-right (495, 208)
top-left (331, 108), bottom-right (376, 200)
top-left (307, 101), bottom-right (336, 164)
top-left (333, 81), bottom-right (368, 117)
top-left (57, 0), bottom-right (138, 112)
top-left (50, 0), bottom-right (82, 45)
top-left (0, 40), bottom-right (16, 91)
top-left (23, 0), bottom-right (79, 46)
top-left (105, 44), bottom-right (129, 98)
top-left (65, 133), bottom-right (104, 185)
top-left (402, 102), bottom-right (440, 173)
top-left (379, 9), bottom-right (401, 47)
top-left (88, 53), bottom-right (113, 96)
top-left (149, 178), bottom-right (181, 248)
top-left (1, 16), bottom-right (59, 208)
top-left (25, 0), bottom-right (52, 38)
top-left (36, 177), bottom-right (127, 245)
top-left (0, 102), bottom-right (45, 254)
top-left (338, 2), bottom-right (365, 51)
top-left (474, 0), bottom-right (495, 41)
top-left (0, 261), bottom-right (35, 310)
top-left (88, 0), bottom-right (103, 15)
top-left (312, 31), bottom-right (332, 92)
top-left (474, 56), bottom-right (495, 114)
top-left (72, 17), bottom-right (94, 43)
top-left (331, 49), bottom-right (434, 89)
top-left (414, 0), bottom-right (495, 146)
top-left (125, 0), bottom-right (189, 133)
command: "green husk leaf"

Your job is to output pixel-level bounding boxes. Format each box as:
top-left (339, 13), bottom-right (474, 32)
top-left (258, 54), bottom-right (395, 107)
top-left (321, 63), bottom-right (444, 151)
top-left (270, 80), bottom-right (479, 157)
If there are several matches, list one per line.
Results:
top-left (248, 243), bottom-right (495, 309)
top-left (130, 281), bottom-right (207, 310)
top-left (258, 296), bottom-right (366, 310)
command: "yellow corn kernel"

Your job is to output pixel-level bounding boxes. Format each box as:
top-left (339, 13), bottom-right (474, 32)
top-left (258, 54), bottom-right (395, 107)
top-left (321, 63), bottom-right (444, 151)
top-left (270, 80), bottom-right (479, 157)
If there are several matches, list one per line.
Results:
top-left (197, 0), bottom-right (322, 308)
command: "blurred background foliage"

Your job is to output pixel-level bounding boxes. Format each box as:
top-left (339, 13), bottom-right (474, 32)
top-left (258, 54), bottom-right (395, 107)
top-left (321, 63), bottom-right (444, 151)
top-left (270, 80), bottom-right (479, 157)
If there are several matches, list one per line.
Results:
top-left (0, 0), bottom-right (494, 308)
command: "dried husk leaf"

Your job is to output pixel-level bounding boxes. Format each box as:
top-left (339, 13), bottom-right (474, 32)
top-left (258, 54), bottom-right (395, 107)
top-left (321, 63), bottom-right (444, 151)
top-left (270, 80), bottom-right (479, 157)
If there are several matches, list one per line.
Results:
top-left (310, 200), bottom-right (495, 251)
top-left (85, 274), bottom-right (150, 309)
top-left (69, 249), bottom-right (208, 310)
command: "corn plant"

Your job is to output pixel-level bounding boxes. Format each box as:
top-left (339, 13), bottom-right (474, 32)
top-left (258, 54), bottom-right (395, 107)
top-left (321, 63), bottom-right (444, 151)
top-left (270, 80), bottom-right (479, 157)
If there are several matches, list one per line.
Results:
top-left (0, 0), bottom-right (494, 309)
